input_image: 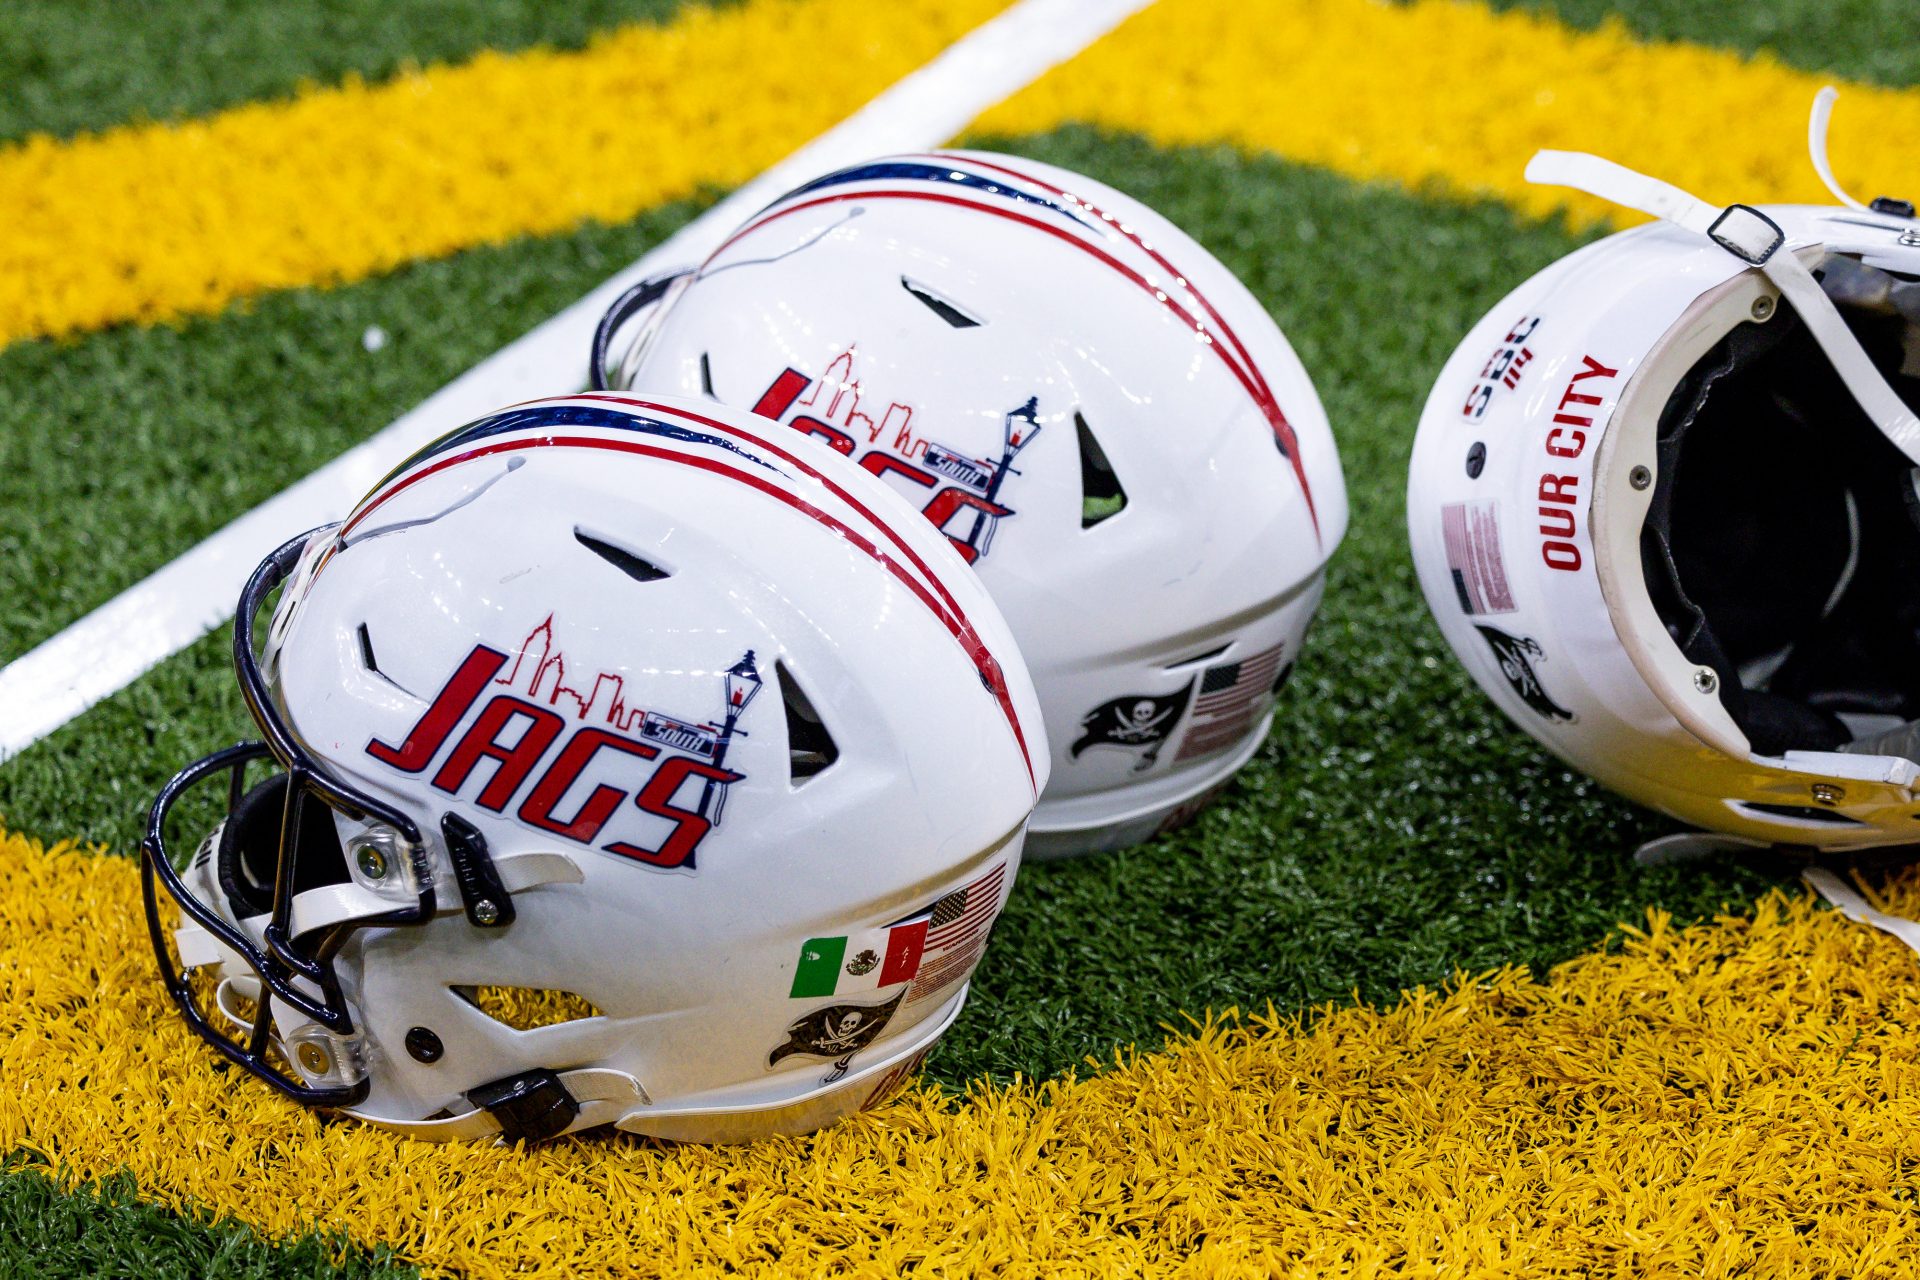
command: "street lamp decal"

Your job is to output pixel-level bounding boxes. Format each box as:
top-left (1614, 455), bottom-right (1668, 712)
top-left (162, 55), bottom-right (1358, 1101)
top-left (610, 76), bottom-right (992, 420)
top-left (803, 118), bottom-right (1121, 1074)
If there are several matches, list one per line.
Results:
top-left (961, 396), bottom-right (1041, 561)
top-left (700, 649), bottom-right (761, 825)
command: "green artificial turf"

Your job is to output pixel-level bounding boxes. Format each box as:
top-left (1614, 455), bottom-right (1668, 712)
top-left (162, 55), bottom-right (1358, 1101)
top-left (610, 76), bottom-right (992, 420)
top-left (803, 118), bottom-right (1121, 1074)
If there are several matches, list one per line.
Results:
top-left (1, 0), bottom-right (1908, 157)
top-left (0, 1160), bottom-right (409, 1280)
top-left (0, 131), bottom-right (1779, 1097)
top-left (0, 196), bottom-right (712, 668)
top-left (0, 0), bottom-right (717, 146)
top-left (1485, 0), bottom-right (1920, 88)
top-left (1, 0), bottom-right (1903, 1264)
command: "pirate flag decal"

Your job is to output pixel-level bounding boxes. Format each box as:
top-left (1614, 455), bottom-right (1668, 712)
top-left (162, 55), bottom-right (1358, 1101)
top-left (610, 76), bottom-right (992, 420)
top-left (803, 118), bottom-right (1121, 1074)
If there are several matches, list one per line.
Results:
top-left (1069, 683), bottom-right (1195, 771)
top-left (768, 991), bottom-right (905, 1066)
top-left (1474, 624), bottom-right (1576, 723)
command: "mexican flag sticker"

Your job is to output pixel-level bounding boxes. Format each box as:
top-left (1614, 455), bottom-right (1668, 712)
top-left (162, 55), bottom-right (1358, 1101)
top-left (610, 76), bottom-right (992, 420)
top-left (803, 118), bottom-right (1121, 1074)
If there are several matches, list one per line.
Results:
top-left (790, 911), bottom-right (931, 998)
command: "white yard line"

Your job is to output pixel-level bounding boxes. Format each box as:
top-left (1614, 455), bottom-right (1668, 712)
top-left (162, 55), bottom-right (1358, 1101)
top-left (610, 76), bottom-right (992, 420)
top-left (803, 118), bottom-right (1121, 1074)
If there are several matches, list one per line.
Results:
top-left (0, 0), bottom-right (1151, 761)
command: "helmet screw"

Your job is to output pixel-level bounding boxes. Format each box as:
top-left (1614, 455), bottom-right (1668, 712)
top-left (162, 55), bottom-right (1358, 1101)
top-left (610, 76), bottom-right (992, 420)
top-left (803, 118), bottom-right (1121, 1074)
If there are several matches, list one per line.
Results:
top-left (355, 845), bottom-right (388, 880)
top-left (473, 899), bottom-right (501, 925)
top-left (1693, 669), bottom-right (1719, 694)
top-left (1813, 783), bottom-right (1845, 806)
top-left (1901, 229), bottom-right (1920, 247)
top-left (1465, 441), bottom-right (1487, 479)
top-left (296, 1042), bottom-right (332, 1076)
top-left (405, 1026), bottom-right (445, 1064)
top-left (1629, 465), bottom-right (1652, 490)
top-left (1750, 295), bottom-right (1776, 322)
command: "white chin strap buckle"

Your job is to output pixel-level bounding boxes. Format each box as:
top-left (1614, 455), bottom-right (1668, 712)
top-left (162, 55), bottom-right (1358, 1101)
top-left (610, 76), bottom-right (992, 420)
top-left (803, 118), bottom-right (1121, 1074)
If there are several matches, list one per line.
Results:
top-left (1706, 205), bottom-right (1786, 266)
top-left (1525, 135), bottom-right (1920, 467)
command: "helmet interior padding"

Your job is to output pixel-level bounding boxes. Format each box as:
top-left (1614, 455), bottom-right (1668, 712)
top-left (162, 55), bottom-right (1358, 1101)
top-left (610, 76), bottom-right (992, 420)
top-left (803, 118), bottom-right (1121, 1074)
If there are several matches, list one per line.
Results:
top-left (1642, 269), bottom-right (1920, 758)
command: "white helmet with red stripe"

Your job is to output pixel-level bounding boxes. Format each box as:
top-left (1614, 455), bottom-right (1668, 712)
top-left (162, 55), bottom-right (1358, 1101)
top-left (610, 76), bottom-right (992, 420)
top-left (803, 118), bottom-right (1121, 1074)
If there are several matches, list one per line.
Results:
top-left (1408, 104), bottom-right (1920, 859)
top-left (595, 150), bottom-right (1348, 856)
top-left (141, 392), bottom-right (1045, 1144)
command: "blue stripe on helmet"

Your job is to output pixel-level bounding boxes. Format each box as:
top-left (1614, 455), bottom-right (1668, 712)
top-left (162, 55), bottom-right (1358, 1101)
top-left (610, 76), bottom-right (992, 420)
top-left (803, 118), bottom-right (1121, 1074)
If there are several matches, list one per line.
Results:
top-left (376, 403), bottom-right (778, 493)
top-left (776, 160), bottom-right (1098, 234)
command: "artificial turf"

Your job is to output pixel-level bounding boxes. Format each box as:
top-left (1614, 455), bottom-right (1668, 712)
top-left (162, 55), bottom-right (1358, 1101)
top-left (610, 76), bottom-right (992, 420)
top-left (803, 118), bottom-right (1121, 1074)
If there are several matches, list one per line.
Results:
top-left (0, 1162), bottom-right (407, 1280)
top-left (1486, 0), bottom-right (1920, 88)
top-left (0, 129), bottom-right (1780, 1092)
top-left (0, 0), bottom-right (715, 146)
top-left (0, 0), bottom-right (1910, 1272)
top-left (1, 0), bottom-right (1912, 156)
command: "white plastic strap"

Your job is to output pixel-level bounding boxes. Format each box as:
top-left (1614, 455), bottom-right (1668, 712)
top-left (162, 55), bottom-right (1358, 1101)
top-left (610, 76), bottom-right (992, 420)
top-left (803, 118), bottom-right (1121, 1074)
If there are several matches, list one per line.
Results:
top-left (1526, 149), bottom-right (1920, 465)
top-left (1808, 86), bottom-right (1868, 211)
top-left (1805, 866), bottom-right (1920, 958)
top-left (357, 1067), bottom-right (647, 1142)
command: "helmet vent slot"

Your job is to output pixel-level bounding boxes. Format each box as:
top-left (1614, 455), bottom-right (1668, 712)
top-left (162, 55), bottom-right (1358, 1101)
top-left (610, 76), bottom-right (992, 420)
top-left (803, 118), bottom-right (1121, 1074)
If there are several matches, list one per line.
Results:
top-left (1165, 642), bottom-right (1230, 671)
top-left (574, 528), bottom-right (671, 583)
top-left (778, 661), bottom-right (839, 783)
top-left (456, 985), bottom-right (605, 1031)
top-left (699, 351), bottom-right (716, 398)
top-left (357, 623), bottom-right (380, 673)
top-left (901, 276), bottom-right (982, 329)
top-left (1732, 801), bottom-right (1866, 827)
top-left (1076, 413), bottom-right (1128, 527)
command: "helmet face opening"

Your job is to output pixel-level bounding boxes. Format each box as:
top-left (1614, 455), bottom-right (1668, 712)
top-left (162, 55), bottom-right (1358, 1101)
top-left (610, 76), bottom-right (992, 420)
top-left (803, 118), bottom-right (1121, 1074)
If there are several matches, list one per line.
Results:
top-left (1642, 256), bottom-right (1920, 761)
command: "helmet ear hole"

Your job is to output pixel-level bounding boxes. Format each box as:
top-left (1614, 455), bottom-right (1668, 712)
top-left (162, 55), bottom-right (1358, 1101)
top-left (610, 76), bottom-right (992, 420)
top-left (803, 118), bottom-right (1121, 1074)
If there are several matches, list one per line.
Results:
top-left (778, 661), bottom-right (838, 783)
top-left (1076, 413), bottom-right (1127, 528)
top-left (216, 774), bottom-right (349, 920)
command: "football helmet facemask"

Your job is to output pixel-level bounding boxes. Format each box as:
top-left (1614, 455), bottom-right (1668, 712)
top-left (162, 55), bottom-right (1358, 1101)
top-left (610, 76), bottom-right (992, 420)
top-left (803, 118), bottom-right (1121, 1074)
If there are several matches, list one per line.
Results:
top-left (142, 393), bottom-right (1045, 1143)
top-left (591, 150), bottom-right (1348, 856)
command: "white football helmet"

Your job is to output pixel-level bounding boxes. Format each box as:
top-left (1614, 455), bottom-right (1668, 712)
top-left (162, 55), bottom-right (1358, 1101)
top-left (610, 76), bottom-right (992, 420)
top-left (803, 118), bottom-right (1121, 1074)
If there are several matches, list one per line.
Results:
top-left (1408, 94), bottom-right (1920, 858)
top-left (142, 392), bottom-right (1046, 1144)
top-left (593, 150), bottom-right (1348, 856)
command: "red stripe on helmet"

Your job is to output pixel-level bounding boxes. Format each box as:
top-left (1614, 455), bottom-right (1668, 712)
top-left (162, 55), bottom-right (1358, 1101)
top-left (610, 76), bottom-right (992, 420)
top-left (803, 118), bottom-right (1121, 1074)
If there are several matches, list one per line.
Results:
top-left (716, 185), bottom-right (1322, 543)
top-left (339, 431), bottom-right (1038, 793)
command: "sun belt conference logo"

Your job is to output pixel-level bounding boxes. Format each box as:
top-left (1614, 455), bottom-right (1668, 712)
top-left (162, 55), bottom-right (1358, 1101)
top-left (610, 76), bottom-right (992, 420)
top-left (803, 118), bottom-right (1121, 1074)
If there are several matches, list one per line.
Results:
top-left (364, 615), bottom-right (761, 870)
top-left (750, 346), bottom-right (1040, 564)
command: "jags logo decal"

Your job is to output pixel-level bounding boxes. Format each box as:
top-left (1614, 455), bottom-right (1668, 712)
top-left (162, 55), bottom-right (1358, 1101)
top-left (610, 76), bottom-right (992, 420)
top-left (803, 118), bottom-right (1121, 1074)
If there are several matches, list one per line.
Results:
top-left (750, 347), bottom-right (1040, 564)
top-left (366, 616), bottom-right (760, 870)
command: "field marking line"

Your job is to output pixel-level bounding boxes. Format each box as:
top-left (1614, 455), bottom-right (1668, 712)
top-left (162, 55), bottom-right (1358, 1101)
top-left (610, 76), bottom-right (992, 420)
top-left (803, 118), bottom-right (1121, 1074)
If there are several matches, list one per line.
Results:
top-left (0, 0), bottom-right (1153, 762)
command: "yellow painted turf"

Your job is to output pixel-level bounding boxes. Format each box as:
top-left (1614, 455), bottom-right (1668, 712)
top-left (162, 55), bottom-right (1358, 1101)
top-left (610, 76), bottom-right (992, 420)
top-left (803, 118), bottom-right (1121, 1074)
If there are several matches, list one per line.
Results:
top-left (6, 0), bottom-right (1919, 354)
top-left (978, 0), bottom-right (1920, 227)
top-left (0, 0), bottom-right (1006, 349)
top-left (5, 826), bottom-right (1920, 1277)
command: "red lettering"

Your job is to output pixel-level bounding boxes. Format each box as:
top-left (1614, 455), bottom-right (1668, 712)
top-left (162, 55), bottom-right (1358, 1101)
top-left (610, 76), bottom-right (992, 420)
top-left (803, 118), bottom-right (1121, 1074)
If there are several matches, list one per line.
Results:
top-left (922, 488), bottom-right (1015, 565)
top-left (861, 453), bottom-right (937, 488)
top-left (1572, 354), bottom-right (1619, 382)
top-left (367, 646), bottom-right (508, 772)
top-left (518, 729), bottom-right (660, 843)
top-left (1543, 541), bottom-right (1583, 570)
top-left (432, 696), bottom-right (565, 812)
top-left (606, 757), bottom-right (744, 869)
top-left (1539, 475), bottom-right (1579, 505)
top-left (1544, 427), bottom-right (1586, 458)
top-left (791, 414), bottom-right (855, 456)
top-left (1538, 505), bottom-right (1576, 539)
top-left (751, 367), bottom-right (811, 421)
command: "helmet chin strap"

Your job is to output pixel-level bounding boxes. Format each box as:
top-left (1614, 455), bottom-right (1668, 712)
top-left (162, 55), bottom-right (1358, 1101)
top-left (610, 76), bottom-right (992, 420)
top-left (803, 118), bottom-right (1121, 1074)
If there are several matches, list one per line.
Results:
top-left (1808, 86), bottom-right (1869, 212)
top-left (1805, 866), bottom-right (1920, 959)
top-left (1524, 148), bottom-right (1920, 466)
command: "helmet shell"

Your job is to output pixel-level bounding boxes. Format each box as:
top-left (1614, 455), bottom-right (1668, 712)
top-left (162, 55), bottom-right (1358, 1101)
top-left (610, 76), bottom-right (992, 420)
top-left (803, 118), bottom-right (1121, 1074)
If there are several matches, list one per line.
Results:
top-left (625, 151), bottom-right (1348, 854)
top-left (246, 393), bottom-right (1044, 1140)
top-left (1409, 206), bottom-right (1920, 849)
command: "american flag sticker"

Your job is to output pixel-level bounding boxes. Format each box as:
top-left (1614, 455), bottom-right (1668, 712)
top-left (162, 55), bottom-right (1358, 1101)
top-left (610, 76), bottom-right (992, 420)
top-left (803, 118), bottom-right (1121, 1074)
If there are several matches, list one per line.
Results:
top-left (905, 861), bottom-right (1008, 1008)
top-left (1174, 643), bottom-right (1287, 762)
top-left (1441, 500), bottom-right (1516, 616)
